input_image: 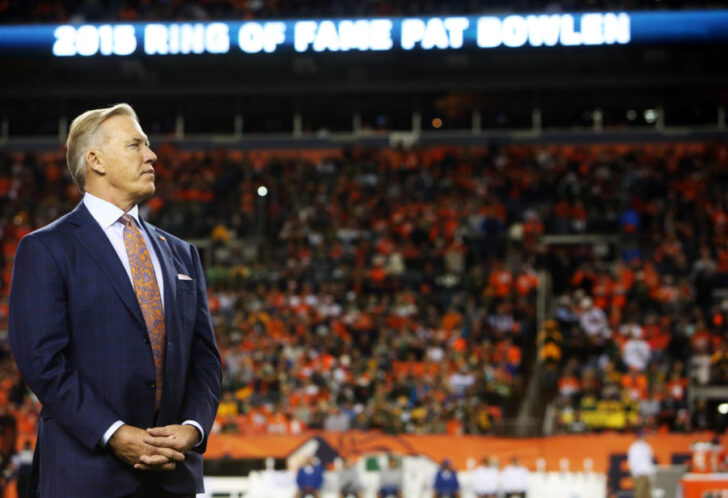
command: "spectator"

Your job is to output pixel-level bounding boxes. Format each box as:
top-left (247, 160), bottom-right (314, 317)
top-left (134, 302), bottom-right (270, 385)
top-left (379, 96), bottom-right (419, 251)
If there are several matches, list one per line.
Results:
top-left (621, 324), bottom-right (651, 371)
top-left (324, 405), bottom-right (351, 432)
top-left (379, 456), bottom-right (403, 498)
top-left (433, 458), bottom-right (460, 498)
top-left (711, 341), bottom-right (728, 383)
top-left (9, 441), bottom-right (33, 498)
top-left (338, 457), bottom-right (362, 498)
top-left (538, 319), bottom-right (563, 366)
top-left (566, 411), bottom-right (588, 434)
top-left (554, 296), bottom-right (579, 329)
top-left (501, 456), bottom-right (529, 498)
top-left (296, 456), bottom-right (324, 498)
top-left (627, 429), bottom-right (655, 498)
top-left (579, 298), bottom-right (610, 345)
top-left (473, 456), bottom-right (499, 498)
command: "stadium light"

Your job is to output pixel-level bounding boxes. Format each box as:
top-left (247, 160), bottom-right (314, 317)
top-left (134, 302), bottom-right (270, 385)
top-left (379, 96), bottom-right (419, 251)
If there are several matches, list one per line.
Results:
top-left (257, 186), bottom-right (268, 197)
top-left (643, 109), bottom-right (657, 123)
top-left (718, 403), bottom-right (728, 415)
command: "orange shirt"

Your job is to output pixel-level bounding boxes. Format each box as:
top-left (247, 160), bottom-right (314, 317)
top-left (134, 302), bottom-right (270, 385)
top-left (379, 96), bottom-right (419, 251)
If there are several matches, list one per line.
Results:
top-left (592, 275), bottom-right (614, 311)
top-left (441, 311), bottom-right (463, 332)
top-left (489, 270), bottom-right (513, 298)
top-left (621, 373), bottom-right (648, 400)
top-left (516, 272), bottom-right (539, 296)
top-left (558, 376), bottom-right (581, 396)
top-left (506, 345), bottom-right (522, 366)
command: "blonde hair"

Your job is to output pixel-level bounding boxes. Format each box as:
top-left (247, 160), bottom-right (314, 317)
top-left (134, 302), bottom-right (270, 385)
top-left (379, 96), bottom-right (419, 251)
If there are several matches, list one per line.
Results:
top-left (65, 103), bottom-right (139, 192)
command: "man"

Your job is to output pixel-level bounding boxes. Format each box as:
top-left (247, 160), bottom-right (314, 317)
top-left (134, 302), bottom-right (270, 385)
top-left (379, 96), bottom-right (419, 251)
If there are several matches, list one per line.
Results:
top-left (9, 104), bottom-right (222, 497)
top-left (10, 442), bottom-right (34, 498)
top-left (433, 459), bottom-right (460, 498)
top-left (337, 457), bottom-right (362, 498)
top-left (501, 456), bottom-right (528, 498)
top-left (627, 429), bottom-right (655, 498)
top-left (472, 456), bottom-right (499, 498)
top-left (296, 456), bottom-right (323, 498)
top-left (378, 456), bottom-right (403, 498)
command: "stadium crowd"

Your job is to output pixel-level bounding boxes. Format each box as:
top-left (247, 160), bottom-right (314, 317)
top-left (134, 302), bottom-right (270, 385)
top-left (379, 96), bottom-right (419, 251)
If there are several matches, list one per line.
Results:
top-left (533, 141), bottom-right (728, 434)
top-left (0, 0), bottom-right (723, 24)
top-left (0, 140), bottom-right (726, 458)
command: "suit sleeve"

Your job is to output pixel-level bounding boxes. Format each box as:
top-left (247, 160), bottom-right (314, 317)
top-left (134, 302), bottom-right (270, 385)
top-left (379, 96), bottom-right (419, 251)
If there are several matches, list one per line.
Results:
top-left (179, 243), bottom-right (222, 453)
top-left (9, 234), bottom-right (120, 451)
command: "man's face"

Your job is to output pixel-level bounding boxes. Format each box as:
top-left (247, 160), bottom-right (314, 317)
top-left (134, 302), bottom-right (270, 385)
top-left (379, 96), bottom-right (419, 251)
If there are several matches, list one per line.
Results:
top-left (95, 114), bottom-right (157, 207)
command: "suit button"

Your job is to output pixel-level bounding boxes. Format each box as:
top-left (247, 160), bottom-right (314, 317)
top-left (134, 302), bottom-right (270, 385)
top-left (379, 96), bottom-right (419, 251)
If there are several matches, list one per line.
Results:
top-left (147, 381), bottom-right (156, 389)
top-left (144, 336), bottom-right (150, 344)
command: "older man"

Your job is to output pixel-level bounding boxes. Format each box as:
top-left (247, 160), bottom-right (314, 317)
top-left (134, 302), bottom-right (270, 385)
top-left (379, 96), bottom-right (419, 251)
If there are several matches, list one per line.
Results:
top-left (9, 103), bottom-right (222, 497)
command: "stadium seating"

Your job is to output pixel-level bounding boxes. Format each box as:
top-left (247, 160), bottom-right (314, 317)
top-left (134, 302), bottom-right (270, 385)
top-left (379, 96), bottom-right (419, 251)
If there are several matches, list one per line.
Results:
top-left (1, 142), bottom-right (726, 446)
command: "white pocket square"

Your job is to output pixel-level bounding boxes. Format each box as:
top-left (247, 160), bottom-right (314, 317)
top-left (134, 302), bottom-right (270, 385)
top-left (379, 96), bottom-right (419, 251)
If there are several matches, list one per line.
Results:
top-left (177, 273), bottom-right (193, 281)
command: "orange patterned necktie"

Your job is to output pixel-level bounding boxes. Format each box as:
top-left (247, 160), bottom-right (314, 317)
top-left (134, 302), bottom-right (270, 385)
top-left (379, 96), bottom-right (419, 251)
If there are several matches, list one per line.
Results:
top-left (121, 214), bottom-right (165, 410)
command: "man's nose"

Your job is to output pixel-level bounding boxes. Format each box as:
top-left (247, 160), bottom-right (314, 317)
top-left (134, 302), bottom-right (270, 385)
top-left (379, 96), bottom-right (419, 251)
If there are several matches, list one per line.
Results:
top-left (145, 147), bottom-right (157, 163)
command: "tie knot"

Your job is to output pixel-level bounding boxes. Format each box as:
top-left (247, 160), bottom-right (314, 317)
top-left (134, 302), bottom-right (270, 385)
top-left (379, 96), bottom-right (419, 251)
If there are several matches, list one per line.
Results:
top-left (120, 214), bottom-right (135, 228)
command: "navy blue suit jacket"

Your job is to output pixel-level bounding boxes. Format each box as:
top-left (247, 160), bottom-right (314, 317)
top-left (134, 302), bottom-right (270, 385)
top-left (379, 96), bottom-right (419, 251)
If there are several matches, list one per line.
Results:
top-left (9, 202), bottom-right (222, 497)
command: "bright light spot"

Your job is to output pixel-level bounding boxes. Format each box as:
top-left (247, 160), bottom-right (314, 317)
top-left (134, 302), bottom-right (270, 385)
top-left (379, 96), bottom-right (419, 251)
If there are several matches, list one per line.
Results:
top-left (626, 109), bottom-right (637, 121)
top-left (718, 403), bottom-right (728, 415)
top-left (432, 118), bottom-right (443, 129)
top-left (257, 186), bottom-right (268, 197)
top-left (644, 109), bottom-right (657, 123)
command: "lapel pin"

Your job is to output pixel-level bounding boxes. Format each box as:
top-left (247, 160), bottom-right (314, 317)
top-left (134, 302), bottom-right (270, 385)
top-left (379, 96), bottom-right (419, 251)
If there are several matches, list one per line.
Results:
top-left (158, 235), bottom-right (167, 242)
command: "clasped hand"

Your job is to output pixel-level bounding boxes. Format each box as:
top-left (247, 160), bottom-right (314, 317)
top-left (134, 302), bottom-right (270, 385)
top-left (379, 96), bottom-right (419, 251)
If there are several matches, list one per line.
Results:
top-left (108, 424), bottom-right (200, 472)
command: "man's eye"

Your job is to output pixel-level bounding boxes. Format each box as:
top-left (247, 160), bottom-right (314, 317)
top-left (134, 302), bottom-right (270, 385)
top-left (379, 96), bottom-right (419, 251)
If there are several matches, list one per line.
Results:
top-left (129, 143), bottom-right (139, 148)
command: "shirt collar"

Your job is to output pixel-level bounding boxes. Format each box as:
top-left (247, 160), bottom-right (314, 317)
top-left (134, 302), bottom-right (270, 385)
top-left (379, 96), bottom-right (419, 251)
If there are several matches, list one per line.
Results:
top-left (83, 192), bottom-right (141, 229)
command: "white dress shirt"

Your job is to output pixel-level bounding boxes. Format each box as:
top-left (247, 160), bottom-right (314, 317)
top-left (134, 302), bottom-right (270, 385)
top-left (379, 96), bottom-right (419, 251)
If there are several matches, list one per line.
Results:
top-left (83, 192), bottom-right (165, 307)
top-left (83, 193), bottom-right (203, 447)
top-left (628, 439), bottom-right (655, 477)
top-left (501, 464), bottom-right (529, 493)
top-left (473, 465), bottom-right (499, 494)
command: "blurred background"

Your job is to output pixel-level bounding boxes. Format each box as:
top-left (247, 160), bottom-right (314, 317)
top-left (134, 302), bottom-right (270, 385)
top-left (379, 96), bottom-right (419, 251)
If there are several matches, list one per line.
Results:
top-left (1, 1), bottom-right (728, 497)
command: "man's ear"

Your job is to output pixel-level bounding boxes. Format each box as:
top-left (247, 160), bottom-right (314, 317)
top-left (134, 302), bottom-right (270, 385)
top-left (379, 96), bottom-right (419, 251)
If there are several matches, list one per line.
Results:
top-left (86, 148), bottom-right (105, 175)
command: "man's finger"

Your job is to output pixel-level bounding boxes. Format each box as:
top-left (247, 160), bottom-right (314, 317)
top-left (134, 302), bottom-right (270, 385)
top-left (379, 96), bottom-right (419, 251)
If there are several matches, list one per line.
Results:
top-left (134, 461), bottom-right (177, 472)
top-left (144, 435), bottom-right (172, 448)
top-left (138, 454), bottom-right (171, 467)
top-left (153, 446), bottom-right (185, 462)
top-left (145, 435), bottom-right (185, 452)
top-left (146, 426), bottom-right (173, 436)
top-left (145, 435), bottom-right (187, 453)
top-left (145, 443), bottom-right (185, 461)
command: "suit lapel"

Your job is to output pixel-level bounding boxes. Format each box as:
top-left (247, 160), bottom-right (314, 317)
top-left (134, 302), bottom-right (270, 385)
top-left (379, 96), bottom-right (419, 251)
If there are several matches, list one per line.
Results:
top-left (69, 203), bottom-right (146, 328)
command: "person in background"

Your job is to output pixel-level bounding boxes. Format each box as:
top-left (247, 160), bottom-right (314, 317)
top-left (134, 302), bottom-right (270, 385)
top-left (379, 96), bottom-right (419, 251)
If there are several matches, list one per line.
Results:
top-left (296, 455), bottom-right (323, 498)
top-left (473, 456), bottom-right (499, 498)
top-left (338, 457), bottom-right (362, 498)
top-left (433, 458), bottom-right (460, 498)
top-left (501, 456), bottom-right (529, 498)
top-left (379, 456), bottom-right (403, 498)
top-left (627, 428), bottom-right (655, 498)
top-left (10, 441), bottom-right (33, 498)
top-left (0, 404), bottom-right (16, 497)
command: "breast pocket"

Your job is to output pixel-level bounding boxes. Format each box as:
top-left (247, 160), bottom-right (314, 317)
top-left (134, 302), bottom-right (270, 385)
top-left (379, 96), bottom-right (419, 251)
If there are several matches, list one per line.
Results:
top-left (176, 278), bottom-right (197, 325)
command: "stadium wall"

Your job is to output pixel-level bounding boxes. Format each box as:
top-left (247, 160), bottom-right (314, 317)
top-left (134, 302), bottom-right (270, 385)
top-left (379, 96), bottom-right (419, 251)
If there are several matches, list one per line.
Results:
top-left (203, 431), bottom-right (703, 473)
